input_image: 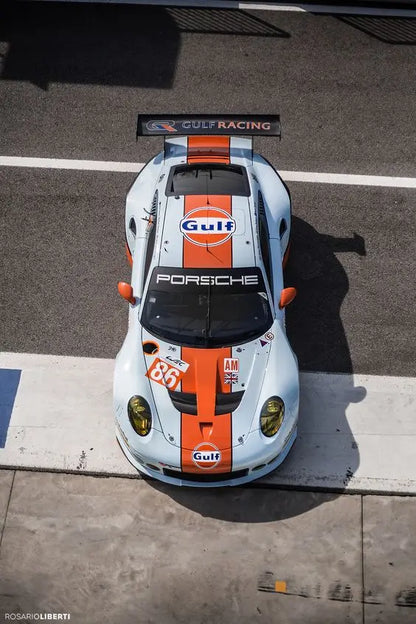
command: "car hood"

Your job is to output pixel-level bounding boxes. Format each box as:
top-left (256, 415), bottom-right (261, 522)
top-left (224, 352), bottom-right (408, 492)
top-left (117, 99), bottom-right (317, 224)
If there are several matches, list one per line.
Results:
top-left (141, 327), bottom-right (274, 451)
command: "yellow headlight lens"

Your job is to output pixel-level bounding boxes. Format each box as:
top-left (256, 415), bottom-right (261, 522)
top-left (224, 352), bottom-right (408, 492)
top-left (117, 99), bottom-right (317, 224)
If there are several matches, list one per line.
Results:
top-left (128, 396), bottom-right (152, 436)
top-left (260, 396), bottom-right (285, 437)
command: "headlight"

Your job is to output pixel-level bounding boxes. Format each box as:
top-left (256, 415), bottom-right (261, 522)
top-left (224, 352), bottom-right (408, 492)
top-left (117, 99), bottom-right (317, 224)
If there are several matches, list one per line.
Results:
top-left (260, 396), bottom-right (285, 437)
top-left (128, 396), bottom-right (152, 436)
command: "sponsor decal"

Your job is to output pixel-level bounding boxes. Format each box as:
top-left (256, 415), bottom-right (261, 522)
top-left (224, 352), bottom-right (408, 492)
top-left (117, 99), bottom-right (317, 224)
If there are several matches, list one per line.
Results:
top-left (283, 422), bottom-right (297, 449)
top-left (183, 120), bottom-right (219, 130)
top-left (260, 331), bottom-right (274, 347)
top-left (156, 273), bottom-right (258, 287)
top-left (218, 120), bottom-right (271, 131)
top-left (180, 207), bottom-right (236, 247)
top-left (138, 115), bottom-right (280, 137)
top-left (181, 119), bottom-right (271, 131)
top-left (162, 354), bottom-right (189, 373)
top-left (146, 356), bottom-right (189, 390)
top-left (146, 120), bottom-right (177, 133)
top-left (192, 442), bottom-right (222, 470)
top-left (116, 421), bottom-right (132, 451)
top-left (159, 462), bottom-right (181, 469)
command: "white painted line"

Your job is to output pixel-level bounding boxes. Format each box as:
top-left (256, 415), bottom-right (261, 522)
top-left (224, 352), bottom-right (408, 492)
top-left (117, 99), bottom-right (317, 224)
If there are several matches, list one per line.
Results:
top-left (0, 156), bottom-right (143, 173)
top-left (1, 352), bottom-right (416, 494)
top-left (279, 170), bottom-right (416, 188)
top-left (2, 155), bottom-right (416, 188)
top-left (24, 0), bottom-right (416, 18)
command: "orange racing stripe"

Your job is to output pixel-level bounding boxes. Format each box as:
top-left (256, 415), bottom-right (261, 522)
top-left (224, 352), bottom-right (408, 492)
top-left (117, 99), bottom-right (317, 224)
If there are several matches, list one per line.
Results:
top-left (180, 182), bottom-right (234, 473)
top-left (183, 195), bottom-right (232, 269)
top-left (181, 347), bottom-right (232, 473)
top-left (187, 136), bottom-right (230, 164)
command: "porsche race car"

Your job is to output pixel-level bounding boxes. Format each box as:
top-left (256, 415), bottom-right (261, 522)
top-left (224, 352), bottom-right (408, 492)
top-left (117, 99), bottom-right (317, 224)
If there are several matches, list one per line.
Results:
top-left (114, 114), bottom-right (299, 486)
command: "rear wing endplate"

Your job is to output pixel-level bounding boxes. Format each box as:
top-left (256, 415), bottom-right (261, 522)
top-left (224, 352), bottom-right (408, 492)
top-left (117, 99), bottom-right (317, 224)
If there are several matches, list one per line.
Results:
top-left (136, 114), bottom-right (281, 139)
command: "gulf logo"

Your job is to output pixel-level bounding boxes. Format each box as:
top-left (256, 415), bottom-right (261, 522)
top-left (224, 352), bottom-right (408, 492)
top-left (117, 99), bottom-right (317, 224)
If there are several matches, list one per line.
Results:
top-left (192, 442), bottom-right (222, 470)
top-left (180, 207), bottom-right (236, 247)
top-left (146, 120), bottom-right (177, 133)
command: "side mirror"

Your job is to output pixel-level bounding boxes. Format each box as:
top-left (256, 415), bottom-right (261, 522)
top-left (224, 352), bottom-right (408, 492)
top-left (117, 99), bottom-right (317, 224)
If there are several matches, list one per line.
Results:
top-left (279, 287), bottom-right (297, 309)
top-left (118, 282), bottom-right (136, 305)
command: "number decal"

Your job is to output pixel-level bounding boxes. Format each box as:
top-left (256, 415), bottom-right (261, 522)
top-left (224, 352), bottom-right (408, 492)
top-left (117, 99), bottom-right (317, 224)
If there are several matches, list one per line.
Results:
top-left (146, 358), bottom-right (184, 390)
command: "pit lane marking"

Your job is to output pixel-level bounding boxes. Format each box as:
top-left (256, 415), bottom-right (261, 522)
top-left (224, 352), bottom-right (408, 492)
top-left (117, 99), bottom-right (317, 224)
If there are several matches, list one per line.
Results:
top-left (1, 156), bottom-right (416, 188)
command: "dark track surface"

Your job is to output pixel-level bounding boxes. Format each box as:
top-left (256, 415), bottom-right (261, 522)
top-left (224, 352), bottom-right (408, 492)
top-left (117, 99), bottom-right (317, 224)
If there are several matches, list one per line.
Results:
top-left (1, 3), bottom-right (415, 376)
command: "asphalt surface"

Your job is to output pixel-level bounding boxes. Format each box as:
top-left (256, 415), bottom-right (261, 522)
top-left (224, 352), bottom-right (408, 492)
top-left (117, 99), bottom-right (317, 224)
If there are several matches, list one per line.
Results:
top-left (1, 6), bottom-right (416, 624)
top-left (0, 3), bottom-right (416, 173)
top-left (1, 170), bottom-right (415, 375)
top-left (1, 2), bottom-right (416, 377)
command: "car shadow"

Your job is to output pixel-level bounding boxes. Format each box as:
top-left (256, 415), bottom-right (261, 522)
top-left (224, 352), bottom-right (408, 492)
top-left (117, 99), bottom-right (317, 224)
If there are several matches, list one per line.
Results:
top-left (145, 216), bottom-right (366, 521)
top-left (286, 216), bottom-right (366, 374)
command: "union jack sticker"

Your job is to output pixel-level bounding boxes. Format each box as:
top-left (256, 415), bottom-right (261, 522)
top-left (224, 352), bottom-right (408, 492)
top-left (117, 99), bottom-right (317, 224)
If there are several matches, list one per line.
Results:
top-left (224, 371), bottom-right (239, 385)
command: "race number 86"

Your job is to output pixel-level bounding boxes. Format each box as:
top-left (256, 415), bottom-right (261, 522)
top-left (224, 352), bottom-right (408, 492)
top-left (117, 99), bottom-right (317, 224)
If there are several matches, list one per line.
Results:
top-left (145, 358), bottom-right (183, 390)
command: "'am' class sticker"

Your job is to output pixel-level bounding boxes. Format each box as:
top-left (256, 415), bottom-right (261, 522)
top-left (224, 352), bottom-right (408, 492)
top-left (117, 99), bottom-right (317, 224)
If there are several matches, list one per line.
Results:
top-left (224, 358), bottom-right (239, 385)
top-left (180, 207), bottom-right (236, 247)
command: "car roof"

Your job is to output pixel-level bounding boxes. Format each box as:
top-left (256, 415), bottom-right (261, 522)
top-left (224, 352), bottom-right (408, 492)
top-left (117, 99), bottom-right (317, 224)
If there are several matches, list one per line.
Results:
top-left (153, 136), bottom-right (261, 271)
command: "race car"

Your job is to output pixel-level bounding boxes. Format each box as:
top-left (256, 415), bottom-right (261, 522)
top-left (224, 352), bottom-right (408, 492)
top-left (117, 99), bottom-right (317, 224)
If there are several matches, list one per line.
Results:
top-left (114, 114), bottom-right (299, 487)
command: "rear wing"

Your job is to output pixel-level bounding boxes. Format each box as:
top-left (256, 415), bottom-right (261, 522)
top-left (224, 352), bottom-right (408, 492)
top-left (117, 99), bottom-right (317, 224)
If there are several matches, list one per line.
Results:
top-left (136, 114), bottom-right (281, 139)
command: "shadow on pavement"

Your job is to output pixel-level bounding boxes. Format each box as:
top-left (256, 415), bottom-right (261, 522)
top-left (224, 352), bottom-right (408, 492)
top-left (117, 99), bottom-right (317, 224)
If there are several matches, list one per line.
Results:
top-left (167, 7), bottom-right (290, 37)
top-left (338, 16), bottom-right (416, 45)
top-left (0, 2), bottom-right (180, 90)
top-left (147, 217), bottom-right (366, 520)
top-left (0, 2), bottom-right (288, 90)
top-left (286, 216), bottom-right (366, 374)
top-left (145, 480), bottom-right (339, 523)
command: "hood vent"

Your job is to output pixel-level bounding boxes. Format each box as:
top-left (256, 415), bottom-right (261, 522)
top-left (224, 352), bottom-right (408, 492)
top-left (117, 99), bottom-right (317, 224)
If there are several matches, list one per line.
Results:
top-left (168, 390), bottom-right (244, 416)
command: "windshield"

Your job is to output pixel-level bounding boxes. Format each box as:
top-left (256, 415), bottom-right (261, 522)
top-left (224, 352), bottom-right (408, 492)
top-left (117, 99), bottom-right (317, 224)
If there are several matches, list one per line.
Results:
top-left (141, 267), bottom-right (273, 348)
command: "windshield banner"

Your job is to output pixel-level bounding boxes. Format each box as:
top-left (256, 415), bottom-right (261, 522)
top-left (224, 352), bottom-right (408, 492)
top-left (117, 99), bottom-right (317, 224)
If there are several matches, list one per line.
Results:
top-left (150, 267), bottom-right (265, 292)
top-left (137, 114), bottom-right (281, 137)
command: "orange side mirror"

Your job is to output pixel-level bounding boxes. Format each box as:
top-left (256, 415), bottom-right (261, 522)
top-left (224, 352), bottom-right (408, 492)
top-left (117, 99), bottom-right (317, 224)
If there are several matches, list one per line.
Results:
top-left (279, 287), bottom-right (297, 309)
top-left (118, 282), bottom-right (136, 305)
